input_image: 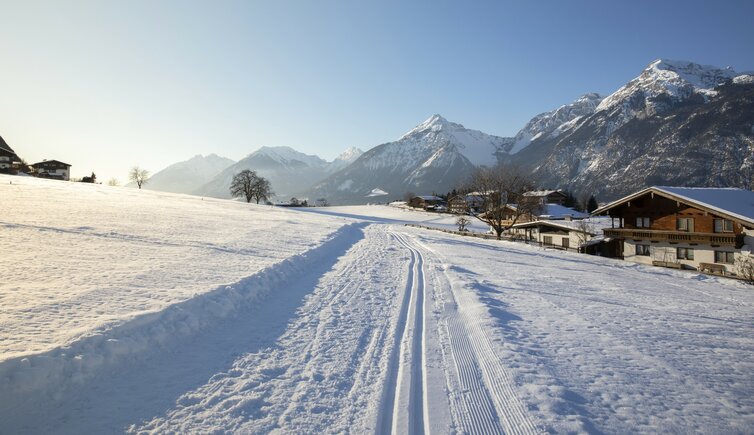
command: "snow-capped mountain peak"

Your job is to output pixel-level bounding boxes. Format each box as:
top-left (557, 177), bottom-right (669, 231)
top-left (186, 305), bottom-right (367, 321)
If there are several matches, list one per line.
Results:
top-left (334, 147), bottom-right (364, 164)
top-left (596, 58), bottom-right (738, 113)
top-left (400, 114), bottom-right (462, 139)
top-left (397, 114), bottom-right (510, 166)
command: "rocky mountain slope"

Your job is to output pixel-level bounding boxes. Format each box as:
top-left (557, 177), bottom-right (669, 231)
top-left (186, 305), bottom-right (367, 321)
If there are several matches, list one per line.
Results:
top-left (138, 154), bottom-right (235, 194)
top-left (303, 115), bottom-right (506, 204)
top-left (509, 59), bottom-right (754, 199)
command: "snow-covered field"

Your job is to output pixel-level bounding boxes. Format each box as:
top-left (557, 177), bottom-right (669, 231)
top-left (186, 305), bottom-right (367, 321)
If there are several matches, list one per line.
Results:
top-left (1, 175), bottom-right (752, 434)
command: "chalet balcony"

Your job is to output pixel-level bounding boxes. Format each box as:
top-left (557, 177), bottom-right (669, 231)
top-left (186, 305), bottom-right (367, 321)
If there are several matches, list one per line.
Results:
top-left (602, 228), bottom-right (743, 248)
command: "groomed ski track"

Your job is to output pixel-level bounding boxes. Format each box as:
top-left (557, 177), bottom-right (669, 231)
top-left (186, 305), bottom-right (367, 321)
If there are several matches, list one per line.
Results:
top-left (1, 223), bottom-right (542, 434)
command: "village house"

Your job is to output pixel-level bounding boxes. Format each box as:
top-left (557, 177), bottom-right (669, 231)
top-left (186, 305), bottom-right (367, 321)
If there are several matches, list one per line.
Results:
top-left (522, 189), bottom-right (568, 206)
top-left (591, 186), bottom-right (754, 275)
top-left (501, 203), bottom-right (589, 227)
top-left (32, 159), bottom-right (72, 181)
top-left (509, 218), bottom-right (610, 252)
top-left (0, 146), bottom-right (21, 174)
top-left (408, 195), bottom-right (445, 211)
top-left (0, 136), bottom-right (23, 174)
top-left (448, 193), bottom-right (484, 214)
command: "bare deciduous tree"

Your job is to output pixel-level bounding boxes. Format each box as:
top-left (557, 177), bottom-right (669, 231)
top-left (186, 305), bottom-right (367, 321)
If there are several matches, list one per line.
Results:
top-left (736, 255), bottom-right (754, 284)
top-left (462, 163), bottom-right (541, 240)
top-left (574, 219), bottom-right (593, 248)
top-left (129, 167), bottom-right (149, 189)
top-left (107, 177), bottom-right (119, 186)
top-left (456, 216), bottom-right (470, 232)
top-left (251, 177), bottom-right (272, 204)
top-left (230, 169), bottom-right (272, 204)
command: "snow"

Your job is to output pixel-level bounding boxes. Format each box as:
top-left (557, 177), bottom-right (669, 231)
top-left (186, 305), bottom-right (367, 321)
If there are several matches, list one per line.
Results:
top-left (366, 188), bottom-right (388, 197)
top-left (505, 93), bottom-right (603, 155)
top-left (2, 176), bottom-right (753, 433)
top-left (597, 59), bottom-right (738, 113)
top-left (251, 146), bottom-right (328, 167)
top-left (398, 114), bottom-right (507, 166)
top-left (0, 175), bottom-right (346, 361)
top-left (537, 204), bottom-right (590, 219)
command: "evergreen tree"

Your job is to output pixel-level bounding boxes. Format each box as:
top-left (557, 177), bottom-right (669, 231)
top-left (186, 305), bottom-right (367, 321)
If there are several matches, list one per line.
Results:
top-left (586, 195), bottom-right (599, 213)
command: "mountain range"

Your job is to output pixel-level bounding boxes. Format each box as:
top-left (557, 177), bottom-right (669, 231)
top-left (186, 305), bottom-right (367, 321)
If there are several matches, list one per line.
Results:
top-left (145, 58), bottom-right (754, 204)
top-left (193, 146), bottom-right (363, 199)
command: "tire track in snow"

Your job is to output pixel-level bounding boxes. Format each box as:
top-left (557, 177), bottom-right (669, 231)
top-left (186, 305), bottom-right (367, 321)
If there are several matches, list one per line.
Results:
top-left (378, 232), bottom-right (428, 435)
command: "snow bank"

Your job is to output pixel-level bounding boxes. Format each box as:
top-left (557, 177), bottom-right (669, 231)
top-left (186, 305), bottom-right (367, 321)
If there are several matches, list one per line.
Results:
top-left (0, 222), bottom-right (366, 399)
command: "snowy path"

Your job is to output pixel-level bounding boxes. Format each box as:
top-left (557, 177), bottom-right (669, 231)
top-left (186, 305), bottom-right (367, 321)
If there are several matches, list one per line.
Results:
top-left (382, 232), bottom-right (428, 435)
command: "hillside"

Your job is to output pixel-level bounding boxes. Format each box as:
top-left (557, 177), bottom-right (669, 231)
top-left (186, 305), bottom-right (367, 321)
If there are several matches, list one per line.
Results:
top-left (137, 154), bottom-right (235, 194)
top-left (304, 115), bottom-right (507, 204)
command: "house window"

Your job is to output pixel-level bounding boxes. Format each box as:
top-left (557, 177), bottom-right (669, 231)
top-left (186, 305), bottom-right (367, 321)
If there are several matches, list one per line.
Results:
top-left (543, 236), bottom-right (553, 246)
top-left (635, 217), bottom-right (651, 228)
top-left (713, 219), bottom-right (734, 233)
top-left (677, 247), bottom-right (694, 260)
top-left (714, 251), bottom-right (735, 264)
top-left (636, 244), bottom-right (650, 256)
top-left (676, 217), bottom-right (694, 232)
top-left (562, 238), bottom-right (570, 249)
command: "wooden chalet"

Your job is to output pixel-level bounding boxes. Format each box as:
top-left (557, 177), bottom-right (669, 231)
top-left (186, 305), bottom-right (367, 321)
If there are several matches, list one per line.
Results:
top-left (591, 186), bottom-right (754, 275)
top-left (32, 159), bottom-right (72, 181)
top-left (0, 136), bottom-right (23, 174)
top-left (448, 194), bottom-right (484, 214)
top-left (522, 189), bottom-right (568, 206)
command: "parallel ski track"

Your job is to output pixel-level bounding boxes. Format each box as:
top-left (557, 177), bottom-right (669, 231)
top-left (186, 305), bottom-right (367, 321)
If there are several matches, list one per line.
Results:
top-left (379, 232), bottom-right (429, 435)
top-left (410, 235), bottom-right (541, 435)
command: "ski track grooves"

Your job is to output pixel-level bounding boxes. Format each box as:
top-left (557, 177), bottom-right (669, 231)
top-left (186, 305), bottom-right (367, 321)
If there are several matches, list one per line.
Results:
top-left (410, 232), bottom-right (541, 435)
top-left (379, 232), bottom-right (429, 435)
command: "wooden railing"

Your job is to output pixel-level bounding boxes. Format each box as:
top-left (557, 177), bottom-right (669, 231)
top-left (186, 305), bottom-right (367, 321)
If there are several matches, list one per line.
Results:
top-left (603, 228), bottom-right (741, 247)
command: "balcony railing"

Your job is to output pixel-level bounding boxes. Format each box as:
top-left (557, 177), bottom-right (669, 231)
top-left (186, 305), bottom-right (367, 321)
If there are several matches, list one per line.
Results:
top-left (602, 228), bottom-right (742, 247)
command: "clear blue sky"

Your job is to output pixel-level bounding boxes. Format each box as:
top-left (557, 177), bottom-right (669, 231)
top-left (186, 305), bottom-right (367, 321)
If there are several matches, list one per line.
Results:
top-left (1, 0), bottom-right (753, 181)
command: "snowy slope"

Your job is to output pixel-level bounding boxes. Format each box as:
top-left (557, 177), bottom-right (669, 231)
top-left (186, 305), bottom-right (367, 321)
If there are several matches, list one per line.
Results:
top-left (329, 146), bottom-right (364, 172)
top-left (597, 59), bottom-right (738, 116)
top-left (1, 184), bottom-right (752, 433)
top-left (504, 93), bottom-right (603, 155)
top-left (0, 175), bottom-right (346, 361)
top-left (398, 114), bottom-right (511, 166)
top-left (134, 154), bottom-right (235, 194)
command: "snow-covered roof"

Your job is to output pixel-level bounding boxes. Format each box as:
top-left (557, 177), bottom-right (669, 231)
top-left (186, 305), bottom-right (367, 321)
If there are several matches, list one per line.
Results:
top-left (523, 189), bottom-right (564, 197)
top-left (537, 204), bottom-right (589, 220)
top-left (366, 188), bottom-right (388, 197)
top-left (592, 186), bottom-right (754, 227)
top-left (415, 195), bottom-right (443, 201)
top-left (32, 159), bottom-right (71, 167)
top-left (512, 216), bottom-right (613, 237)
